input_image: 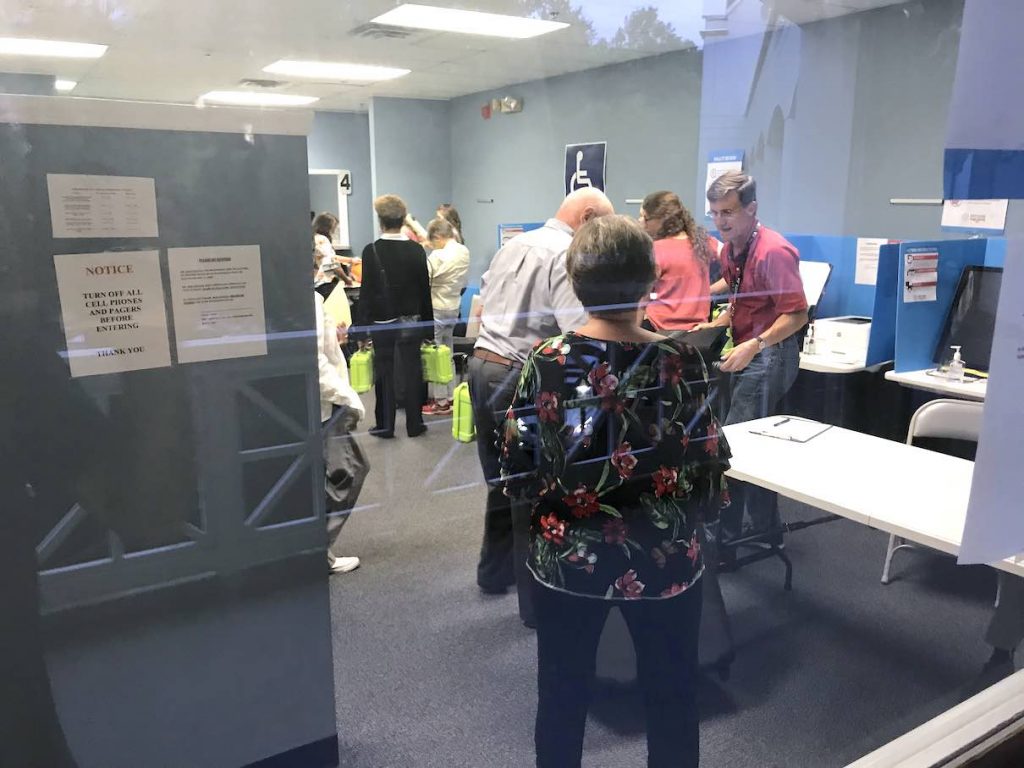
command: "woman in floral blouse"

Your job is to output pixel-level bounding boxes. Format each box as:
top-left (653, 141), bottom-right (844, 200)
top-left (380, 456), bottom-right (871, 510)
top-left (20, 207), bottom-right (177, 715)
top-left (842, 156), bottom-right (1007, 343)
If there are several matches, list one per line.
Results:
top-left (501, 215), bottom-right (731, 768)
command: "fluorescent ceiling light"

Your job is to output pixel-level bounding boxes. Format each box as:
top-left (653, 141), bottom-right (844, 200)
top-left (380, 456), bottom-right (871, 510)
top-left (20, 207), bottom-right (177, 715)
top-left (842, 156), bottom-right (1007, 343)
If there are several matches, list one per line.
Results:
top-left (54, 79), bottom-right (77, 92)
top-left (371, 3), bottom-right (569, 39)
top-left (199, 90), bottom-right (319, 107)
top-left (264, 59), bottom-right (410, 82)
top-left (0, 37), bottom-right (107, 59)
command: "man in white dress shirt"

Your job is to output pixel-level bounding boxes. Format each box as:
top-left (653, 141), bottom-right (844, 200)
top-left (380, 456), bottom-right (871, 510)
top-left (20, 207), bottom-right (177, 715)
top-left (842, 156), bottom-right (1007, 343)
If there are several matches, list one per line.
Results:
top-left (470, 188), bottom-right (614, 626)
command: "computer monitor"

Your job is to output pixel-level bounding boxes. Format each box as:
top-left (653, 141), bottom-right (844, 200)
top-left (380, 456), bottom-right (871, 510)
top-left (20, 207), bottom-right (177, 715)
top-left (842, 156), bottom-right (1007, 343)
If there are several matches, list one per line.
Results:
top-left (933, 265), bottom-right (1002, 372)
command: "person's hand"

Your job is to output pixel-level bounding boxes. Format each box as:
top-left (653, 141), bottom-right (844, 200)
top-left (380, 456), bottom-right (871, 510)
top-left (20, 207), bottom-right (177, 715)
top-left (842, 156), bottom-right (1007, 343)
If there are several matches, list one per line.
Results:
top-left (692, 321), bottom-right (715, 331)
top-left (336, 325), bottom-right (348, 345)
top-left (719, 339), bottom-right (759, 373)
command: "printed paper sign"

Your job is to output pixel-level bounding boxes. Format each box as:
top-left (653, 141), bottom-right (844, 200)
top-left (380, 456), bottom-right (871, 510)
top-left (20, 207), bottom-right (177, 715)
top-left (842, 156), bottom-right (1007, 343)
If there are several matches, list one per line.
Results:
top-left (855, 238), bottom-right (889, 286)
top-left (903, 248), bottom-right (939, 303)
top-left (47, 174), bottom-right (159, 239)
top-left (941, 199), bottom-right (1009, 233)
top-left (564, 142), bottom-right (607, 196)
top-left (705, 150), bottom-right (744, 216)
top-left (53, 250), bottom-right (172, 377)
top-left (168, 245), bottom-right (268, 364)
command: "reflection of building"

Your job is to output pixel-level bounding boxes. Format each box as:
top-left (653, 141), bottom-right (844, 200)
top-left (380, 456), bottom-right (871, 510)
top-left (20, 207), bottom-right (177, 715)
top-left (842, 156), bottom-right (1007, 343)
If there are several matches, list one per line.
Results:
top-left (701, 0), bottom-right (739, 39)
top-left (703, 0), bottom-right (910, 40)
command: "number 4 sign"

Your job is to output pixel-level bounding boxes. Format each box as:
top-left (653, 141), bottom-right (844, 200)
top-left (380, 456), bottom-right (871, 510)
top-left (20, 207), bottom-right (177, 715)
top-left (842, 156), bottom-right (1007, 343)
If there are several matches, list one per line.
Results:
top-left (339, 171), bottom-right (352, 195)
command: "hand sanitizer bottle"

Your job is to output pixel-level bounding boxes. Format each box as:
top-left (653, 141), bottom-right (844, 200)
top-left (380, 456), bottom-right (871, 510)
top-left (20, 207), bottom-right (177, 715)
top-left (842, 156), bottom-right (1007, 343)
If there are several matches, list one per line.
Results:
top-left (803, 322), bottom-right (816, 355)
top-left (948, 346), bottom-right (965, 383)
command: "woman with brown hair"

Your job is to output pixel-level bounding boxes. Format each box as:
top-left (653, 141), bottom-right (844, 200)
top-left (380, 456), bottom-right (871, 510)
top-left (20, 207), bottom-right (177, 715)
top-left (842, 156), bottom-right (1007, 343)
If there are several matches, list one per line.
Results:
top-left (639, 191), bottom-right (721, 331)
top-left (436, 203), bottom-right (464, 244)
top-left (312, 212), bottom-right (354, 289)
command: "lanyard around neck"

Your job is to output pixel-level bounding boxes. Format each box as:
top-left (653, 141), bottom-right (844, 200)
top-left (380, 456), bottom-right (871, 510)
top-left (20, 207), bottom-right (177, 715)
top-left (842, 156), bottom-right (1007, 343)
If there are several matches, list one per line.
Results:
top-left (729, 223), bottom-right (761, 300)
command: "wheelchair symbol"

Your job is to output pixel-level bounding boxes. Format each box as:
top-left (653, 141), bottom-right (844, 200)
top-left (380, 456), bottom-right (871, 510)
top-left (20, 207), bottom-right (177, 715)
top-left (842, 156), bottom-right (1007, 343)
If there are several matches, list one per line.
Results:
top-left (569, 150), bottom-right (593, 191)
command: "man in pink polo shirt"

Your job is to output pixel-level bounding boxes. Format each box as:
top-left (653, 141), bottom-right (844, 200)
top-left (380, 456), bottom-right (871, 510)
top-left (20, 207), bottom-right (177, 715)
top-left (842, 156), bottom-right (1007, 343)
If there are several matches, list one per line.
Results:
top-left (699, 172), bottom-right (808, 543)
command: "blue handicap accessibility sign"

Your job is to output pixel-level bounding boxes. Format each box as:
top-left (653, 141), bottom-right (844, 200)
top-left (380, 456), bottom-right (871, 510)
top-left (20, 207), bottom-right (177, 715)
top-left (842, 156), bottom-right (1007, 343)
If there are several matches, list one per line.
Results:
top-left (565, 142), bottom-right (607, 196)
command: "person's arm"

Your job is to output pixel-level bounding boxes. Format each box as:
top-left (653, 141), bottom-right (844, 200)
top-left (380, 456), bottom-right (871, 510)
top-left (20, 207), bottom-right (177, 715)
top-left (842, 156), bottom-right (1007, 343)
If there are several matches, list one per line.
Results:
top-left (693, 307), bottom-right (732, 331)
top-left (500, 354), bottom-right (548, 499)
top-left (353, 243), bottom-right (376, 338)
top-left (693, 260), bottom-right (731, 329)
top-left (317, 295), bottom-right (355, 411)
top-left (415, 245), bottom-right (434, 336)
top-left (665, 343), bottom-right (731, 523)
top-left (549, 248), bottom-right (587, 332)
top-left (719, 309), bottom-right (808, 373)
top-left (405, 214), bottom-right (428, 241)
top-left (427, 250), bottom-right (456, 283)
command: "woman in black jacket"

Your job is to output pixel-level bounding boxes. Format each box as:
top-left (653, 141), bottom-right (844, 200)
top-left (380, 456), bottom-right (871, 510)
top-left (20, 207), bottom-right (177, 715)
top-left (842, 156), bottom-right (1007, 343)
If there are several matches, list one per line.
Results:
top-left (357, 194), bottom-right (434, 438)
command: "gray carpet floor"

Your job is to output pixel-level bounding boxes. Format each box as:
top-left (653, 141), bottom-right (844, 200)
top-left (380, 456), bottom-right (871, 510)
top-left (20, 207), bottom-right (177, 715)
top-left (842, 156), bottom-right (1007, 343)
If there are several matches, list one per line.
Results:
top-left (329, 402), bottom-right (1012, 768)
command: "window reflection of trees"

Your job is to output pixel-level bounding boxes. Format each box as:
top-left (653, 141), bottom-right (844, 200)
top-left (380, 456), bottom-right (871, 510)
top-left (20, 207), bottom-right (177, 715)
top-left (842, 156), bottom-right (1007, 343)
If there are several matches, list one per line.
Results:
top-left (515, 1), bottom-right (693, 51)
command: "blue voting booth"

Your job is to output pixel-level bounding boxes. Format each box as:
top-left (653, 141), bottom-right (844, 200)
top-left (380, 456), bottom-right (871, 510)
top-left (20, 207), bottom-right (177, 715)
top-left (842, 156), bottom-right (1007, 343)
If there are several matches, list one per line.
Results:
top-left (893, 237), bottom-right (1005, 372)
top-left (476, 224), bottom-right (1005, 381)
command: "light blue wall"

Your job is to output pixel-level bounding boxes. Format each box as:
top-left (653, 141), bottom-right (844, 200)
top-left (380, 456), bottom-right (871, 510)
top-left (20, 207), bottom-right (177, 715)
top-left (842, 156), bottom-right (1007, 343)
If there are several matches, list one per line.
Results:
top-left (449, 50), bottom-right (704, 284)
top-left (369, 97), bottom-right (452, 230)
top-left (698, 0), bottom-right (965, 239)
top-left (307, 111), bottom-right (374, 251)
top-left (844, 0), bottom-right (965, 238)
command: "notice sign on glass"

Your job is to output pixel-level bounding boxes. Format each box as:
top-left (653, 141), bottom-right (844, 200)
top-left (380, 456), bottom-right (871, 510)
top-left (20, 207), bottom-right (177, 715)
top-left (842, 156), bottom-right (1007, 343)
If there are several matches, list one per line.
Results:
top-left (168, 245), bottom-right (268, 364)
top-left (53, 250), bottom-right (172, 377)
top-left (47, 174), bottom-right (159, 239)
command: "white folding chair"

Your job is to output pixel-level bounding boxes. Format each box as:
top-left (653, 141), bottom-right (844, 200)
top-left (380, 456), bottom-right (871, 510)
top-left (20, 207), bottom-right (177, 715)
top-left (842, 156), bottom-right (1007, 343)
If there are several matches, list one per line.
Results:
top-left (881, 398), bottom-right (984, 585)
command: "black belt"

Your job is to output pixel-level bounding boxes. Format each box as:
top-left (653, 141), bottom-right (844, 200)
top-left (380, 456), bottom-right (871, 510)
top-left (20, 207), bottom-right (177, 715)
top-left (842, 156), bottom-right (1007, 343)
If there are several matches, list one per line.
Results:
top-left (473, 348), bottom-right (523, 370)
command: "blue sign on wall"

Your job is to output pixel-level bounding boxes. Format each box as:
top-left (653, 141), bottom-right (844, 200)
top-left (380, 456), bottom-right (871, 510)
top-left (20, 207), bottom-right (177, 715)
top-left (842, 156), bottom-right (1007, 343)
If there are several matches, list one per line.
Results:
top-left (564, 142), bottom-right (607, 196)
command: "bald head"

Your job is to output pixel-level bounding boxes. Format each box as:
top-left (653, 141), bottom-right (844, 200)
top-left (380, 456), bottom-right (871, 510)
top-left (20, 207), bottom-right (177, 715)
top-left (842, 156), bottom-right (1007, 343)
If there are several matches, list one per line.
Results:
top-left (556, 188), bottom-right (615, 232)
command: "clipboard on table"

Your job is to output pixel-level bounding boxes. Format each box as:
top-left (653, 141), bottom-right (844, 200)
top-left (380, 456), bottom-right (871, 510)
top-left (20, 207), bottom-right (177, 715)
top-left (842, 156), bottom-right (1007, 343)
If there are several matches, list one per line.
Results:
top-left (748, 417), bottom-right (832, 444)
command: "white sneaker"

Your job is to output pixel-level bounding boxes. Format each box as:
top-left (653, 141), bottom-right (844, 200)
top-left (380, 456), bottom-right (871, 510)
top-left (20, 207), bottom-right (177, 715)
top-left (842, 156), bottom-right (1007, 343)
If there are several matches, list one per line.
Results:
top-left (329, 556), bottom-right (361, 574)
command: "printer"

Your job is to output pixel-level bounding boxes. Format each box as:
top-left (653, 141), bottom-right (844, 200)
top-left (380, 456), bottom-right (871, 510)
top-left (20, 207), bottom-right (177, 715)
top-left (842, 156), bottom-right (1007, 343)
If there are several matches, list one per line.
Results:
top-left (809, 316), bottom-right (872, 363)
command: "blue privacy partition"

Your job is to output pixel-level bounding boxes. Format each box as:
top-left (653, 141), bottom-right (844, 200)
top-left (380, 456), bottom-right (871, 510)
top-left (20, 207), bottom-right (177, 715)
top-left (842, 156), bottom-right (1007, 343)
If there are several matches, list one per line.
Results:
top-left (786, 234), bottom-right (900, 366)
top-left (893, 238), bottom-right (998, 372)
top-left (786, 235), bottom-right (878, 319)
top-left (865, 243), bottom-right (901, 366)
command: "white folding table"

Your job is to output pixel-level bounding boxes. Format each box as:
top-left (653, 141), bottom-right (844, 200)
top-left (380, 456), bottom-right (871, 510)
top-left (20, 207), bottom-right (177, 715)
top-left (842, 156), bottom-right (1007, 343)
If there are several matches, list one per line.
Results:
top-left (721, 417), bottom-right (1024, 577)
top-left (884, 368), bottom-right (987, 401)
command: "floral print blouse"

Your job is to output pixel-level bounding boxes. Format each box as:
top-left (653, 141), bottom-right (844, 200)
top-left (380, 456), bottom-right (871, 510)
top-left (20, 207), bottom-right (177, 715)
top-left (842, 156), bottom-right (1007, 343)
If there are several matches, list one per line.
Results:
top-left (500, 332), bottom-right (731, 601)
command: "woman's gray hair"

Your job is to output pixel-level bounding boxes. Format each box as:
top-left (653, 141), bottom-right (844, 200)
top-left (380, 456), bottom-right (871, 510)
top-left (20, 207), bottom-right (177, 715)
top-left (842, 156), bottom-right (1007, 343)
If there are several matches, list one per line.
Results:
top-left (706, 171), bottom-right (757, 206)
top-left (566, 215), bottom-right (655, 315)
top-left (427, 216), bottom-right (455, 242)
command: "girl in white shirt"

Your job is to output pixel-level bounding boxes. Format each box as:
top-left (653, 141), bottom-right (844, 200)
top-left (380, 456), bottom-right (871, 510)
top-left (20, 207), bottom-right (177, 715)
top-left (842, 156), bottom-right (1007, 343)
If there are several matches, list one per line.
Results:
top-left (423, 217), bottom-right (470, 415)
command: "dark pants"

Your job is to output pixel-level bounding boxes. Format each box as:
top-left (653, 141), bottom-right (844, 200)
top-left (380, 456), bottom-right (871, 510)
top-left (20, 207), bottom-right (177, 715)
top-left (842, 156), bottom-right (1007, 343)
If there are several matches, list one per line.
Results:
top-left (370, 322), bottom-right (425, 437)
top-left (533, 580), bottom-right (703, 768)
top-left (1, 507), bottom-right (77, 768)
top-left (719, 335), bottom-right (800, 541)
top-left (467, 355), bottom-right (535, 622)
top-left (988, 573), bottom-right (1024, 653)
